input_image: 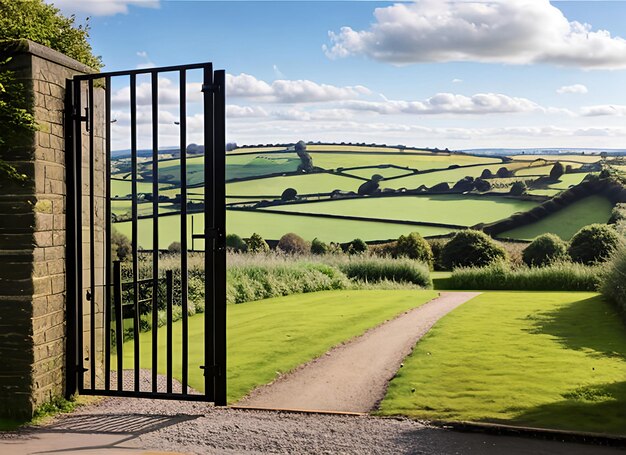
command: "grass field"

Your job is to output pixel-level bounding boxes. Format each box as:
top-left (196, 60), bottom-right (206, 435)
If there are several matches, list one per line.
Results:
top-left (261, 195), bottom-right (538, 227)
top-left (117, 289), bottom-right (438, 403)
top-left (378, 291), bottom-right (626, 435)
top-left (342, 167), bottom-right (415, 180)
top-left (509, 154), bottom-right (605, 163)
top-left (501, 195), bottom-right (614, 240)
top-left (226, 172), bottom-right (363, 197)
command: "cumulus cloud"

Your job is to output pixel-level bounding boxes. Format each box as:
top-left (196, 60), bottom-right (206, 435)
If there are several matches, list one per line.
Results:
top-left (226, 105), bottom-right (269, 118)
top-left (580, 105), bottom-right (626, 116)
top-left (136, 51), bottom-right (156, 69)
top-left (46, 0), bottom-right (159, 16)
top-left (323, 0), bottom-right (626, 69)
top-left (340, 92), bottom-right (544, 115)
top-left (226, 73), bottom-right (371, 103)
top-left (557, 84), bottom-right (588, 94)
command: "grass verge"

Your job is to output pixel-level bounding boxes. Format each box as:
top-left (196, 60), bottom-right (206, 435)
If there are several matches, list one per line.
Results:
top-left (119, 289), bottom-right (438, 403)
top-left (378, 291), bottom-right (626, 435)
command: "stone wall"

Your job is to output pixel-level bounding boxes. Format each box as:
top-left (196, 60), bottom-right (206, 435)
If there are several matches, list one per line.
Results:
top-left (0, 40), bottom-right (94, 418)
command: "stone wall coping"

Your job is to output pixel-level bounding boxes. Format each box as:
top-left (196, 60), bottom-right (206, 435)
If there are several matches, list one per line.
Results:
top-left (0, 39), bottom-right (96, 75)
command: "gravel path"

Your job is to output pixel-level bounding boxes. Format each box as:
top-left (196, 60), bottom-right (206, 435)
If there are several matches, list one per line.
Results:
top-left (237, 292), bottom-right (481, 413)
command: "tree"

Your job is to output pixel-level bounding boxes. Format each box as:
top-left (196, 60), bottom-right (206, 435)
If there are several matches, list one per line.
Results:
top-left (509, 181), bottom-right (527, 196)
top-left (496, 167), bottom-right (512, 178)
top-left (550, 162), bottom-right (564, 180)
top-left (394, 232), bottom-right (433, 266)
top-left (281, 187), bottom-right (298, 201)
top-left (246, 233), bottom-right (270, 253)
top-left (357, 179), bottom-right (379, 196)
top-left (453, 176), bottom-right (474, 192)
top-left (440, 230), bottom-right (507, 269)
top-left (167, 241), bottom-right (182, 254)
top-left (111, 228), bottom-right (132, 262)
top-left (474, 178), bottom-right (491, 192)
top-left (311, 237), bottom-right (328, 255)
top-left (295, 140), bottom-right (313, 172)
top-left (480, 169), bottom-right (494, 179)
top-left (226, 233), bottom-right (247, 252)
top-left (348, 238), bottom-right (368, 255)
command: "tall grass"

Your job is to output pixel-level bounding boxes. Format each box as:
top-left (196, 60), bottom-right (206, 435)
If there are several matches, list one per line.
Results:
top-left (601, 247), bottom-right (626, 314)
top-left (448, 260), bottom-right (602, 291)
top-left (334, 256), bottom-right (432, 288)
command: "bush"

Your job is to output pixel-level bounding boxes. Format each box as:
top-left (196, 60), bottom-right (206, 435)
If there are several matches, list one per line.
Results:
top-left (348, 238), bottom-right (368, 255)
top-left (480, 169), bottom-right (493, 179)
top-left (277, 232), bottom-right (310, 254)
top-left (441, 230), bottom-right (507, 270)
top-left (427, 238), bottom-right (447, 271)
top-left (453, 176), bottom-right (474, 192)
top-left (448, 260), bottom-right (602, 291)
top-left (338, 257), bottom-right (431, 288)
top-left (246, 233), bottom-right (270, 253)
top-left (394, 232), bottom-right (433, 266)
top-left (111, 228), bottom-right (132, 262)
top-left (568, 224), bottom-right (622, 265)
top-left (281, 188), bottom-right (297, 201)
top-left (550, 161), bottom-right (564, 180)
top-left (226, 233), bottom-right (247, 252)
top-left (600, 247), bottom-right (626, 314)
top-left (509, 181), bottom-right (527, 196)
top-left (167, 241), bottom-right (182, 254)
top-left (522, 233), bottom-right (568, 267)
top-left (474, 178), bottom-right (491, 192)
top-left (311, 237), bottom-right (328, 255)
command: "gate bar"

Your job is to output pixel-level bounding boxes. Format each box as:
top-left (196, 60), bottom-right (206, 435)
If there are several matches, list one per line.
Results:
top-left (166, 270), bottom-right (173, 393)
top-left (113, 261), bottom-right (123, 390)
top-left (75, 77), bottom-right (85, 394)
top-left (130, 73), bottom-right (141, 392)
top-left (151, 71), bottom-right (159, 393)
top-left (104, 76), bottom-right (112, 391)
top-left (88, 79), bottom-right (96, 390)
top-left (179, 69), bottom-right (189, 394)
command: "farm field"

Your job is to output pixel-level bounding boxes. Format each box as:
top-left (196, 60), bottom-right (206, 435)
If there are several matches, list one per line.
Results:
top-left (501, 195), bottom-right (614, 240)
top-left (260, 195), bottom-right (538, 227)
top-left (116, 289), bottom-right (438, 403)
top-left (226, 172), bottom-right (363, 197)
top-left (510, 154), bottom-right (605, 163)
top-left (378, 291), bottom-right (626, 435)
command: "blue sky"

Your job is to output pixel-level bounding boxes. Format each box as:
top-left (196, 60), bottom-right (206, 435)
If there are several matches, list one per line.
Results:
top-left (47, 1), bottom-right (626, 150)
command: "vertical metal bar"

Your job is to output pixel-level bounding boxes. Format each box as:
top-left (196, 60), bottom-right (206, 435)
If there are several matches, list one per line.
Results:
top-left (151, 71), bottom-right (159, 393)
top-left (179, 70), bottom-right (189, 393)
top-left (113, 261), bottom-right (123, 390)
top-left (64, 78), bottom-right (78, 399)
top-left (213, 70), bottom-right (227, 406)
top-left (88, 79), bottom-right (96, 390)
top-left (130, 74), bottom-right (140, 392)
top-left (74, 78), bottom-right (85, 394)
top-left (203, 64), bottom-right (215, 400)
top-left (104, 76), bottom-right (112, 391)
top-left (166, 270), bottom-right (173, 394)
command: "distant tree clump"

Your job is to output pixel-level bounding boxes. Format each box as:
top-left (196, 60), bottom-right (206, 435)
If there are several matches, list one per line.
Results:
top-left (277, 232), bottom-right (310, 255)
top-left (509, 181), bottom-right (527, 196)
top-left (111, 228), bottom-right (132, 262)
top-left (568, 224), bottom-right (622, 265)
top-left (474, 178), bottom-right (491, 192)
top-left (480, 169), bottom-right (494, 179)
top-left (441, 230), bottom-right (507, 269)
top-left (358, 179), bottom-right (380, 196)
top-left (430, 182), bottom-right (450, 192)
top-left (394, 232), bottom-right (433, 266)
top-left (167, 241), bottom-right (182, 254)
top-left (226, 233), bottom-right (247, 252)
top-left (295, 140), bottom-right (314, 172)
top-left (550, 162), bottom-right (565, 180)
top-left (522, 233), bottom-right (568, 267)
top-left (281, 187), bottom-right (298, 201)
top-left (348, 238), bottom-right (368, 255)
top-left (453, 176), bottom-right (475, 192)
top-left (246, 233), bottom-right (270, 253)
top-left (311, 237), bottom-right (328, 255)
top-left (496, 167), bottom-right (512, 178)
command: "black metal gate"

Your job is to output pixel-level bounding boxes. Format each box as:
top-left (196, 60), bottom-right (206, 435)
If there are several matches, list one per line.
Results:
top-left (65, 63), bottom-right (226, 404)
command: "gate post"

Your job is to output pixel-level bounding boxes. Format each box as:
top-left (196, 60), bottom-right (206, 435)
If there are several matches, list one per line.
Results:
top-left (0, 40), bottom-right (94, 419)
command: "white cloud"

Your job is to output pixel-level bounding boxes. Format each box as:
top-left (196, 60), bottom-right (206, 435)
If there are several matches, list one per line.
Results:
top-left (452, 79), bottom-right (463, 84)
top-left (324, 0), bottom-right (626, 69)
top-left (340, 92), bottom-right (544, 115)
top-left (136, 51), bottom-right (156, 69)
top-left (46, 0), bottom-right (159, 16)
top-left (226, 105), bottom-right (269, 118)
top-left (273, 65), bottom-right (285, 79)
top-left (111, 78), bottom-right (202, 108)
top-left (557, 84), bottom-right (588, 94)
top-left (226, 73), bottom-right (371, 103)
top-left (580, 104), bottom-right (626, 116)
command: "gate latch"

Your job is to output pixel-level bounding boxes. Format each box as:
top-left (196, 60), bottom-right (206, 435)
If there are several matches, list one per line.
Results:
top-left (200, 365), bottom-right (222, 377)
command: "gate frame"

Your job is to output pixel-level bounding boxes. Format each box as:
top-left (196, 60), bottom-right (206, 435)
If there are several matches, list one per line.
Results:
top-left (64, 63), bottom-right (226, 405)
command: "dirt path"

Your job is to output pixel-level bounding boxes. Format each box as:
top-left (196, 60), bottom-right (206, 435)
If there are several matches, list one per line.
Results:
top-left (237, 291), bottom-right (480, 413)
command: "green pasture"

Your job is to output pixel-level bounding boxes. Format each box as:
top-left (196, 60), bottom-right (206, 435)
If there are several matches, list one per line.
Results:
top-left (514, 165), bottom-right (556, 176)
top-left (110, 179), bottom-right (172, 198)
top-left (229, 146), bottom-right (288, 154)
top-left (226, 172), bottom-right (363, 197)
top-left (309, 152), bottom-right (499, 172)
top-left (226, 153), bottom-right (301, 180)
top-left (116, 289), bottom-right (438, 403)
top-left (261, 195), bottom-right (537, 227)
top-left (509, 154), bottom-right (604, 164)
top-left (379, 291), bottom-right (626, 435)
top-left (501, 195), bottom-right (613, 240)
top-left (111, 200), bottom-right (180, 218)
top-left (342, 166), bottom-right (415, 180)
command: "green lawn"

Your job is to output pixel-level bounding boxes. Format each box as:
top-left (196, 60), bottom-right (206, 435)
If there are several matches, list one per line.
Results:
top-left (342, 166), bottom-right (414, 180)
top-left (227, 172), bottom-right (363, 197)
top-left (379, 291), bottom-right (626, 435)
top-left (261, 195), bottom-right (538, 227)
top-left (117, 290), bottom-right (438, 403)
top-left (501, 195), bottom-right (614, 240)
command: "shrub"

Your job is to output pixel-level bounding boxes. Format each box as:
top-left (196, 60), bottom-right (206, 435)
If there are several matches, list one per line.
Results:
top-left (480, 169), bottom-right (494, 179)
top-left (568, 224), bottom-right (622, 265)
top-left (167, 241), bottom-right (182, 254)
top-left (281, 188), bottom-right (297, 201)
top-left (394, 232), bottom-right (433, 266)
top-left (427, 238), bottom-right (447, 271)
top-left (430, 182), bottom-right (450, 192)
top-left (348, 238), bottom-right (368, 255)
top-left (600, 247), bottom-right (626, 314)
top-left (311, 237), bottom-right (328, 255)
top-left (509, 181), bottom-right (527, 196)
top-left (453, 176), bottom-right (475, 192)
top-left (448, 260), bottom-right (602, 291)
top-left (496, 167), bottom-right (512, 178)
top-left (246, 233), bottom-right (270, 253)
top-left (522, 233), bottom-right (568, 267)
top-left (358, 179), bottom-right (379, 195)
top-left (277, 232), bottom-right (310, 254)
top-left (111, 228), bottom-right (132, 262)
top-left (550, 161), bottom-right (564, 180)
top-left (226, 233), bottom-right (247, 252)
top-left (441, 230), bottom-right (507, 269)
top-left (338, 257), bottom-right (431, 288)
top-left (474, 178), bottom-right (491, 192)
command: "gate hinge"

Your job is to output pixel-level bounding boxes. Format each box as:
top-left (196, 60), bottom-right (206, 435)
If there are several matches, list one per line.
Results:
top-left (200, 365), bottom-right (222, 377)
top-left (201, 83), bottom-right (222, 94)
